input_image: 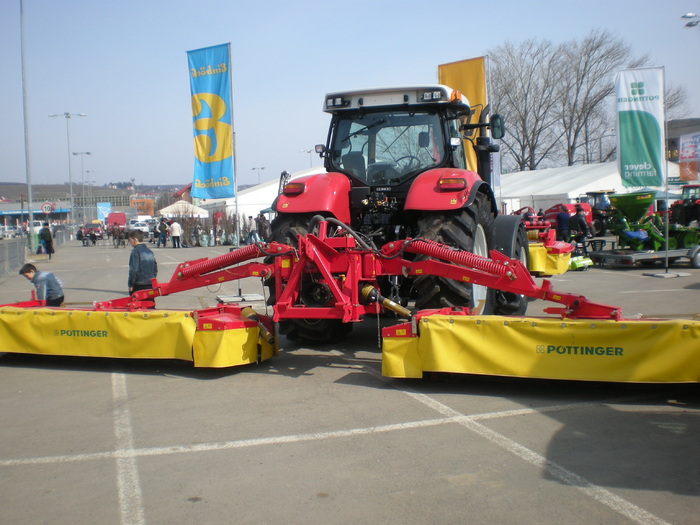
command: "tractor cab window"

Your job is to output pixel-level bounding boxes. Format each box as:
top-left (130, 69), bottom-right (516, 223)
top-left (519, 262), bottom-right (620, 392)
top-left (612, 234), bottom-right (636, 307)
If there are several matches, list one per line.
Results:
top-left (331, 111), bottom-right (445, 186)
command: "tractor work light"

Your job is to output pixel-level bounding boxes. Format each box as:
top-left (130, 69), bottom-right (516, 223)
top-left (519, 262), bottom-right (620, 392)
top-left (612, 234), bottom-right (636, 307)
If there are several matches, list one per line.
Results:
top-left (326, 96), bottom-right (349, 108)
top-left (420, 90), bottom-right (445, 102)
top-left (437, 177), bottom-right (467, 191)
top-left (283, 182), bottom-right (305, 196)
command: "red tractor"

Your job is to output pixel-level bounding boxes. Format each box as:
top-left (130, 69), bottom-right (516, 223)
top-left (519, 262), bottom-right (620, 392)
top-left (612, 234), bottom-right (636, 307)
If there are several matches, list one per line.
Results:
top-left (670, 184), bottom-right (700, 226)
top-left (268, 85), bottom-right (528, 342)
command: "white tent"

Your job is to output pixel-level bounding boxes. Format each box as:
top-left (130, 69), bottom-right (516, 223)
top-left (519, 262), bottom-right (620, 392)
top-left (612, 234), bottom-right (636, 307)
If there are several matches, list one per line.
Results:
top-left (199, 166), bottom-right (326, 219)
top-left (497, 162), bottom-right (681, 213)
top-left (158, 200), bottom-right (210, 218)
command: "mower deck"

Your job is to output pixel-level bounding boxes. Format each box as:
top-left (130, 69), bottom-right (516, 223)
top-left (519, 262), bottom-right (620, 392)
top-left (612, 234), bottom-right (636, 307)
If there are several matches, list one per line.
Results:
top-left (0, 304), bottom-right (276, 368)
top-left (382, 311), bottom-right (700, 383)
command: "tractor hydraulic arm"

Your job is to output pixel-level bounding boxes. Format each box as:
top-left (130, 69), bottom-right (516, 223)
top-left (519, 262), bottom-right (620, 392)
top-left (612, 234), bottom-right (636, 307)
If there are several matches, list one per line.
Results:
top-left (380, 239), bottom-right (622, 320)
top-left (94, 242), bottom-right (292, 310)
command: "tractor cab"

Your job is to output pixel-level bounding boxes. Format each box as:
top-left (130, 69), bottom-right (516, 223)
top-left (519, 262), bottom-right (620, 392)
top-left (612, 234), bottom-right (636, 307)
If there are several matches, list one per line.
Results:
top-left (318, 86), bottom-right (501, 191)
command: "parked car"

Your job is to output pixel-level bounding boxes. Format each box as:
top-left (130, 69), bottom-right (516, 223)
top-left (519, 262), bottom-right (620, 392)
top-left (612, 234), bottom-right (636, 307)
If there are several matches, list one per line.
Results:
top-left (82, 223), bottom-right (104, 240)
top-left (130, 221), bottom-right (151, 235)
top-left (0, 226), bottom-right (20, 239)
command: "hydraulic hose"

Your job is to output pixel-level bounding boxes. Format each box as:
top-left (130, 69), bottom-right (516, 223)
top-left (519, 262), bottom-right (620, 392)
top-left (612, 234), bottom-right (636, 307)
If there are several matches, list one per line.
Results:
top-left (404, 239), bottom-right (505, 277)
top-left (177, 243), bottom-right (263, 280)
top-left (308, 215), bottom-right (375, 251)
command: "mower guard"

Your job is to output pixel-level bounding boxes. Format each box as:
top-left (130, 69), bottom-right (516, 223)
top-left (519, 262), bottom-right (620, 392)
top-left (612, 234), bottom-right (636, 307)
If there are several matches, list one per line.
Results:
top-left (383, 309), bottom-right (700, 383)
top-left (0, 304), bottom-right (277, 368)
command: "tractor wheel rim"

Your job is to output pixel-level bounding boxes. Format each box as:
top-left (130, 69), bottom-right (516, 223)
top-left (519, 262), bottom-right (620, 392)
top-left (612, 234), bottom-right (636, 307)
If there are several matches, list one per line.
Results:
top-left (471, 223), bottom-right (488, 313)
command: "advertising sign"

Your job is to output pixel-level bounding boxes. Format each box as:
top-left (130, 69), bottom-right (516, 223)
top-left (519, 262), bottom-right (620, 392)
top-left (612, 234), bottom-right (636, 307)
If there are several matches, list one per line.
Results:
top-left (187, 43), bottom-right (235, 199)
top-left (679, 131), bottom-right (700, 181)
top-left (615, 68), bottom-right (666, 187)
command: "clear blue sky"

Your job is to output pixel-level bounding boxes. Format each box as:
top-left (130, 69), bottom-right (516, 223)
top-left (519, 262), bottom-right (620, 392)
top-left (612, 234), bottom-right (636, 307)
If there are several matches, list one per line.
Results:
top-left (1, 0), bottom-right (698, 189)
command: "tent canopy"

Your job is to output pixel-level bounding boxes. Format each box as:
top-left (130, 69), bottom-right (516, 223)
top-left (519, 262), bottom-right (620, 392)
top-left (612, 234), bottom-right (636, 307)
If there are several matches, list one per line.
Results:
top-left (158, 200), bottom-right (209, 218)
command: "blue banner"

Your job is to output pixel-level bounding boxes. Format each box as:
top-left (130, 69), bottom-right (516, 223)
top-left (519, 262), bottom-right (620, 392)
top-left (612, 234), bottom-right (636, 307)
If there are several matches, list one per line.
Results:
top-left (187, 43), bottom-right (235, 199)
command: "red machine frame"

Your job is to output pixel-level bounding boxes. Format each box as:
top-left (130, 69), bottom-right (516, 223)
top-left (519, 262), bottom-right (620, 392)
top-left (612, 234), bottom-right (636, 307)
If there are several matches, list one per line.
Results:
top-left (86, 219), bottom-right (620, 322)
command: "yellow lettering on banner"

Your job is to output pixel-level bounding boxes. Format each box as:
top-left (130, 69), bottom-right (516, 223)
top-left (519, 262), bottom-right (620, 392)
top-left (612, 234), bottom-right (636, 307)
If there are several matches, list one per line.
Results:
top-left (192, 93), bottom-right (233, 163)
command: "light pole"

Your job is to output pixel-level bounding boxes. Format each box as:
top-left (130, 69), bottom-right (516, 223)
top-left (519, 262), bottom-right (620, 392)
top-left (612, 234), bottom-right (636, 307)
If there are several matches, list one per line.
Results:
top-left (85, 171), bottom-right (97, 221)
top-left (300, 149), bottom-right (313, 168)
top-left (72, 151), bottom-right (91, 223)
top-left (50, 112), bottom-right (86, 228)
top-left (252, 166), bottom-right (265, 184)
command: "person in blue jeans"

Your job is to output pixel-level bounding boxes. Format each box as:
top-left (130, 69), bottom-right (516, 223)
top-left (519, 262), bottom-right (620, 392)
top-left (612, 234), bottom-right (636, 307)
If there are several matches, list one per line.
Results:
top-left (156, 218), bottom-right (168, 248)
top-left (19, 263), bottom-right (64, 306)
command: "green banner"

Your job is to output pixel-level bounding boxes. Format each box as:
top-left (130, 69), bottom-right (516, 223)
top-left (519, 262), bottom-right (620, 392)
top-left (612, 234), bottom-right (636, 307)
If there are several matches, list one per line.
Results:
top-left (615, 68), bottom-right (665, 187)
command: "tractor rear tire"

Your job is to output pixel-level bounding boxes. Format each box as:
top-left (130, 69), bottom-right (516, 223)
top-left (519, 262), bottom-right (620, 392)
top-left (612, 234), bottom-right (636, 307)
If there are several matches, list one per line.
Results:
top-left (413, 194), bottom-right (495, 313)
top-left (264, 213), bottom-right (353, 344)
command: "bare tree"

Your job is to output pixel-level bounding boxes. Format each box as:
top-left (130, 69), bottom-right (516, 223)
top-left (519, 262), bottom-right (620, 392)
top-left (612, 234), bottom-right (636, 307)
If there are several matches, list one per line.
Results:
top-left (665, 83), bottom-right (690, 120)
top-left (556, 30), bottom-right (647, 165)
top-left (487, 31), bottom-right (688, 172)
top-left (489, 40), bottom-right (564, 171)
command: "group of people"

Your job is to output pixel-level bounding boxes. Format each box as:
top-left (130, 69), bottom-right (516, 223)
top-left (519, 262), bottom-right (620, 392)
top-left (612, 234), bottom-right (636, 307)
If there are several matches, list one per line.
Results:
top-left (156, 218), bottom-right (182, 248)
top-left (556, 204), bottom-right (592, 253)
top-left (245, 214), bottom-right (271, 244)
top-left (19, 229), bottom-right (158, 308)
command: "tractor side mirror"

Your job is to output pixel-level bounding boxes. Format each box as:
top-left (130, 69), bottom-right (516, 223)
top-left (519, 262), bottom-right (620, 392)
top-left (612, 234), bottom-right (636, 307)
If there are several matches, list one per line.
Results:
top-left (490, 114), bottom-right (505, 140)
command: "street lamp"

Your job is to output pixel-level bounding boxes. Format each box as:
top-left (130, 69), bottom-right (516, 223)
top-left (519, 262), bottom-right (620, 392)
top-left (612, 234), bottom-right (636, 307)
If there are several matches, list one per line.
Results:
top-left (85, 171), bottom-right (97, 222)
top-left (300, 149), bottom-right (313, 168)
top-left (72, 151), bottom-right (91, 222)
top-left (252, 166), bottom-right (265, 184)
top-left (682, 12), bottom-right (699, 27)
top-left (50, 112), bottom-right (86, 227)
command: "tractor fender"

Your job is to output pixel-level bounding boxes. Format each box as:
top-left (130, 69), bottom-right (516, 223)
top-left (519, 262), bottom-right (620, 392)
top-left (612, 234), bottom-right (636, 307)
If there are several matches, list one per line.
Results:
top-left (274, 171), bottom-right (351, 224)
top-left (404, 168), bottom-right (497, 215)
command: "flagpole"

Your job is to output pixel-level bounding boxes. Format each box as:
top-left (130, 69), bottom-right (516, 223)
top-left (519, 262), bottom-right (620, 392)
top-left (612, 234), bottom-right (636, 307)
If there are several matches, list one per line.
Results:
top-left (227, 44), bottom-right (240, 248)
top-left (662, 67), bottom-right (670, 274)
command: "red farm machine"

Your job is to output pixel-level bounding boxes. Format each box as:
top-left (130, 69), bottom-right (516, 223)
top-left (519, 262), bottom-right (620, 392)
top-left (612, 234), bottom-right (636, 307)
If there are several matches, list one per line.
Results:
top-left (2, 86), bottom-right (699, 383)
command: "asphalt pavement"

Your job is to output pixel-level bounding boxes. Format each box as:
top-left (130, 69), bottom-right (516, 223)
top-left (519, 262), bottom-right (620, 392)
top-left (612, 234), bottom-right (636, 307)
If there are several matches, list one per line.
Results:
top-left (0, 238), bottom-right (698, 525)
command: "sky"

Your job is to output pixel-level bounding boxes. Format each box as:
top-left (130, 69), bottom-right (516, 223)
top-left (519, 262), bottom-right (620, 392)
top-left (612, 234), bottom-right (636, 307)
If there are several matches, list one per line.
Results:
top-left (1, 0), bottom-right (699, 190)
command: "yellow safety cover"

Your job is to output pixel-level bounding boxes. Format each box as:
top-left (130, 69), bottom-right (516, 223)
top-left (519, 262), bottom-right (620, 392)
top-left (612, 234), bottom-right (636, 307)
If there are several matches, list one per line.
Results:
top-left (383, 315), bottom-right (700, 383)
top-left (193, 327), bottom-right (276, 368)
top-left (528, 243), bottom-right (571, 275)
top-left (0, 307), bottom-right (195, 361)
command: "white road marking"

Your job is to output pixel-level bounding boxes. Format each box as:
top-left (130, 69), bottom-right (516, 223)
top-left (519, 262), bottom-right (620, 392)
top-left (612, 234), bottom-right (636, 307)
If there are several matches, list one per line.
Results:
top-left (0, 367), bottom-right (672, 525)
top-left (112, 371), bottom-right (146, 525)
top-left (365, 368), bottom-right (671, 525)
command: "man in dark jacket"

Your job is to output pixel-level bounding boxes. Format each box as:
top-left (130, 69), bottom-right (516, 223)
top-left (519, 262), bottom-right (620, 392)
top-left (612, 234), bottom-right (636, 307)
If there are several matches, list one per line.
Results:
top-left (568, 205), bottom-right (591, 254)
top-left (39, 223), bottom-right (55, 260)
top-left (127, 230), bottom-right (158, 294)
top-left (555, 206), bottom-right (571, 242)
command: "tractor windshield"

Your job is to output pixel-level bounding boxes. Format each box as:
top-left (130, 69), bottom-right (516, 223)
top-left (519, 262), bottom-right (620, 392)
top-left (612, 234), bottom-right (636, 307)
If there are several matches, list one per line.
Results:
top-left (330, 110), bottom-right (446, 186)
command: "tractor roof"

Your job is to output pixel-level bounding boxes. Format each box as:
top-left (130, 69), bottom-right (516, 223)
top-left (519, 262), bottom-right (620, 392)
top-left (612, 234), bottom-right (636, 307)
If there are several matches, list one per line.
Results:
top-left (323, 85), bottom-right (471, 115)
